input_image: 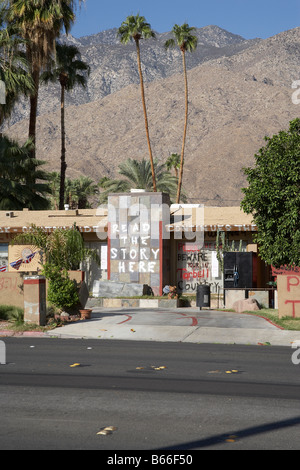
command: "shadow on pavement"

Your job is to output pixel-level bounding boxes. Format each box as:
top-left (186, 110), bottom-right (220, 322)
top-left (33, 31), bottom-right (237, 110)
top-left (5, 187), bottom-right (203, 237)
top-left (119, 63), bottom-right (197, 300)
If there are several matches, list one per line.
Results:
top-left (158, 415), bottom-right (300, 449)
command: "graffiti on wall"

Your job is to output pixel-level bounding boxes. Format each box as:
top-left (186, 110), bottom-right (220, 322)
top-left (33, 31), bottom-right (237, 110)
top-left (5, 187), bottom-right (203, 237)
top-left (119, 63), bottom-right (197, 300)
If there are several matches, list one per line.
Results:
top-left (0, 275), bottom-right (20, 292)
top-left (110, 222), bottom-right (160, 274)
top-left (177, 242), bottom-right (221, 293)
top-left (110, 218), bottom-right (160, 283)
top-left (0, 273), bottom-right (24, 308)
top-left (278, 273), bottom-right (300, 318)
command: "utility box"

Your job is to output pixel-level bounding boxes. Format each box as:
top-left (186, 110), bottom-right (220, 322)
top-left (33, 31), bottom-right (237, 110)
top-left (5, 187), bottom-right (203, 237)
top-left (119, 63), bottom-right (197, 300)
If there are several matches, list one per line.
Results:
top-left (224, 252), bottom-right (257, 289)
top-left (196, 284), bottom-right (210, 309)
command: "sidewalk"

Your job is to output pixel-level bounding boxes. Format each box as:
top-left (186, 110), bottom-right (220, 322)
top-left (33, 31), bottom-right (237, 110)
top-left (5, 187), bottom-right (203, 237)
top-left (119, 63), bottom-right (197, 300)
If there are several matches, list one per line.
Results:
top-left (41, 307), bottom-right (300, 347)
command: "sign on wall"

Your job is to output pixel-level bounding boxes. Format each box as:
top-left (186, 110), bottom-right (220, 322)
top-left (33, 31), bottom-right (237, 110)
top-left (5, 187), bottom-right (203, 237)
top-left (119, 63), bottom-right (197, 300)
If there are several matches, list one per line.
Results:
top-left (8, 245), bottom-right (42, 272)
top-left (277, 273), bottom-right (300, 318)
top-left (177, 242), bottom-right (222, 294)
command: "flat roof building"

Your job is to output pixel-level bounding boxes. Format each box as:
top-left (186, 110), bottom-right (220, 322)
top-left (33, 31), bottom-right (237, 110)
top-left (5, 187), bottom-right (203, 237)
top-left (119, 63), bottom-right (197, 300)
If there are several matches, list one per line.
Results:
top-left (0, 194), bottom-right (267, 301)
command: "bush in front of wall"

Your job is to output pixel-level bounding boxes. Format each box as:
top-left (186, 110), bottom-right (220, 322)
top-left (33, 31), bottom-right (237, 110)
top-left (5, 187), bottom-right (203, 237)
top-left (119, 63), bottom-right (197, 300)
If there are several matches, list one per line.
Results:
top-left (0, 305), bottom-right (24, 323)
top-left (42, 263), bottom-right (79, 311)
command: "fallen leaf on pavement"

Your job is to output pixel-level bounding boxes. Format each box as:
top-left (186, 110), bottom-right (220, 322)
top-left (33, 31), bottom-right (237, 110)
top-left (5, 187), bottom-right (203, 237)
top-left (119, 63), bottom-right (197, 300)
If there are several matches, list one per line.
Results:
top-left (97, 429), bottom-right (112, 435)
top-left (97, 426), bottom-right (117, 435)
top-left (104, 426), bottom-right (117, 431)
top-left (225, 436), bottom-right (237, 442)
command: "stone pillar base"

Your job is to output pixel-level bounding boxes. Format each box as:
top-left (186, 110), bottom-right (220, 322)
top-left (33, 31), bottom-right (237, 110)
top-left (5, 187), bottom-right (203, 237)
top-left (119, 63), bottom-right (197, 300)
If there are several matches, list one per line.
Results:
top-left (23, 276), bottom-right (47, 326)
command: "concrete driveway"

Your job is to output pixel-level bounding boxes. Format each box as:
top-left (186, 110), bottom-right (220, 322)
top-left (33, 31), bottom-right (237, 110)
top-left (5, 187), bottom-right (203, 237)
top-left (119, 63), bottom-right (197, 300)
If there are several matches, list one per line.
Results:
top-left (46, 307), bottom-right (300, 347)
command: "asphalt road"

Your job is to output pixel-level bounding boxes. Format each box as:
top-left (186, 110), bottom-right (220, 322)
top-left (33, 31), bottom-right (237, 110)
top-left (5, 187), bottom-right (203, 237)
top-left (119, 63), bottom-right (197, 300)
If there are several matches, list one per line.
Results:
top-left (1, 338), bottom-right (300, 451)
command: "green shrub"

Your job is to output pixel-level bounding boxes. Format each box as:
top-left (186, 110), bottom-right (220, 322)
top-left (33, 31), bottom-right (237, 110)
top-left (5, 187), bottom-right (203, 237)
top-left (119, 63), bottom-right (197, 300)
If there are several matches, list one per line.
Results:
top-left (42, 263), bottom-right (79, 310)
top-left (0, 305), bottom-right (24, 323)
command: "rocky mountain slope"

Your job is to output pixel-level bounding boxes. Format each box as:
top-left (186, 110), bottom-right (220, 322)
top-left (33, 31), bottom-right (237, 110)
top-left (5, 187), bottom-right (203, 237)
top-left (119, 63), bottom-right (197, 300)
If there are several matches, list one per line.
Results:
top-left (4, 26), bottom-right (300, 206)
top-left (6, 25), bottom-right (259, 125)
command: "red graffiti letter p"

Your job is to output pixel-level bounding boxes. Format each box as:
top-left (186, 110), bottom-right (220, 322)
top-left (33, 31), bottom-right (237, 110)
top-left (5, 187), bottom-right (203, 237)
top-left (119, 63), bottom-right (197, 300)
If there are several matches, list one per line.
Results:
top-left (287, 276), bottom-right (300, 292)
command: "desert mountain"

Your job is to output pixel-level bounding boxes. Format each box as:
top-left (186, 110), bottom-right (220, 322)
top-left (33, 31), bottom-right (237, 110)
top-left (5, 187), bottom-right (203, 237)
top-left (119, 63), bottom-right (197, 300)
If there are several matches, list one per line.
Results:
top-left (4, 26), bottom-right (300, 206)
top-left (5, 25), bottom-right (259, 125)
top-left (70, 24), bottom-right (259, 101)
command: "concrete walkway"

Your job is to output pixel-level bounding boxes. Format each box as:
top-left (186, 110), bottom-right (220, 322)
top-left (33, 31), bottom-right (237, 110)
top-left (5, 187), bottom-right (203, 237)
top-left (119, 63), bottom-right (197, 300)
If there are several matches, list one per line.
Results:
top-left (45, 307), bottom-right (300, 347)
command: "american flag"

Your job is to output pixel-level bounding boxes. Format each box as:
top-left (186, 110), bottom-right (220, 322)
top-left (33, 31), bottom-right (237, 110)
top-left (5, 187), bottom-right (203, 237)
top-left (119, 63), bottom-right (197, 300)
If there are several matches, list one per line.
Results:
top-left (0, 265), bottom-right (7, 272)
top-left (10, 259), bottom-right (23, 270)
top-left (24, 252), bottom-right (36, 264)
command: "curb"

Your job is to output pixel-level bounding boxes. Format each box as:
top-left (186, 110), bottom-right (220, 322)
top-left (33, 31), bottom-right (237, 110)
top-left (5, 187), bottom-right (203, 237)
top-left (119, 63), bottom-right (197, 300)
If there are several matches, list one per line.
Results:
top-left (0, 330), bottom-right (46, 338)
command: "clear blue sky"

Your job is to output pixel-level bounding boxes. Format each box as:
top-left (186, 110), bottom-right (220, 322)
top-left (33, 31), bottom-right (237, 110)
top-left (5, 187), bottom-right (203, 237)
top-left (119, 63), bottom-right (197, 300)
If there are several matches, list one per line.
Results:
top-left (71, 0), bottom-right (300, 39)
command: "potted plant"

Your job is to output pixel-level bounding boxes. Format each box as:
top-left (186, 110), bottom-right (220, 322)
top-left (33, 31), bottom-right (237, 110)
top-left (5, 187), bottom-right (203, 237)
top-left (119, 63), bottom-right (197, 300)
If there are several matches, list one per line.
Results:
top-left (79, 308), bottom-right (92, 320)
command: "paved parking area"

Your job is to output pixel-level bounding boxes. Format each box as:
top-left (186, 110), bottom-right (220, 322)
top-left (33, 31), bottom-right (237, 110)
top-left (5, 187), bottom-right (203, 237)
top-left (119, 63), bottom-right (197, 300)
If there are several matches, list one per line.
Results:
top-left (90, 308), bottom-right (278, 329)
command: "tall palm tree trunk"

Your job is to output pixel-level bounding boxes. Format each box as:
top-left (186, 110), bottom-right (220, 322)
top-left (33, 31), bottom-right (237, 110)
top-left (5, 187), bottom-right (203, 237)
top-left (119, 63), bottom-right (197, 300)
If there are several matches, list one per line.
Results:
top-left (28, 67), bottom-right (39, 160)
top-left (59, 80), bottom-right (67, 210)
top-left (177, 50), bottom-right (188, 204)
top-left (135, 39), bottom-right (157, 192)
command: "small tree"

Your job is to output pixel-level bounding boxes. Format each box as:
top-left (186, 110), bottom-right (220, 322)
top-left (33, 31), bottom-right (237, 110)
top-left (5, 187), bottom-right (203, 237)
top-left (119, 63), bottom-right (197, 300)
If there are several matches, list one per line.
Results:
top-left (98, 157), bottom-right (181, 204)
top-left (42, 264), bottom-right (79, 310)
top-left (48, 173), bottom-right (98, 209)
top-left (13, 224), bottom-right (99, 310)
top-left (241, 119), bottom-right (300, 268)
top-left (166, 153), bottom-right (181, 179)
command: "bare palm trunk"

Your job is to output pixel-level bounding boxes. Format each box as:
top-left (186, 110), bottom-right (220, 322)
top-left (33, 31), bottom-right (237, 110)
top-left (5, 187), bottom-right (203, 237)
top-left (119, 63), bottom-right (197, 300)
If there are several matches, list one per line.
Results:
top-left (59, 82), bottom-right (67, 210)
top-left (176, 50), bottom-right (188, 204)
top-left (135, 39), bottom-right (157, 192)
top-left (28, 68), bottom-right (39, 159)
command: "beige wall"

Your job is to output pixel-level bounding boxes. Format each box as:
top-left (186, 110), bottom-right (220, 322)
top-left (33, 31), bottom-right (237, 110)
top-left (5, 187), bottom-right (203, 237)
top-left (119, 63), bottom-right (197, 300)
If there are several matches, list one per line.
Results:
top-left (0, 271), bottom-right (85, 310)
top-left (0, 272), bottom-right (24, 308)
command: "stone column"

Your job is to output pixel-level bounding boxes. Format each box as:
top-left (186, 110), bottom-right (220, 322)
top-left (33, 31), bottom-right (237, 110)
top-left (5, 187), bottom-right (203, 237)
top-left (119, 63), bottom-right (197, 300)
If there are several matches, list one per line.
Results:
top-left (23, 276), bottom-right (47, 326)
top-left (107, 191), bottom-right (171, 296)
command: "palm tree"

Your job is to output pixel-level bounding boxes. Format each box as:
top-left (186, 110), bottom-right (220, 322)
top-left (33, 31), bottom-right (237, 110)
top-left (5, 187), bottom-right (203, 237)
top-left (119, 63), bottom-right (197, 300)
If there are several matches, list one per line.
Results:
top-left (98, 158), bottom-right (180, 204)
top-left (41, 42), bottom-right (90, 209)
top-left (67, 176), bottom-right (99, 209)
top-left (7, 0), bottom-right (82, 161)
top-left (49, 173), bottom-right (98, 209)
top-left (117, 14), bottom-right (157, 192)
top-left (48, 171), bottom-right (60, 209)
top-left (0, 135), bottom-right (51, 210)
top-left (0, 4), bottom-right (34, 126)
top-left (165, 24), bottom-right (197, 203)
top-left (166, 153), bottom-right (181, 179)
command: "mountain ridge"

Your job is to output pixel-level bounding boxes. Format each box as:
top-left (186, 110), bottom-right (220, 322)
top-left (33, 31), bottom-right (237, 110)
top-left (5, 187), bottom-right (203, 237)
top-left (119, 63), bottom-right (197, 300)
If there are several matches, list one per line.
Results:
top-left (4, 25), bottom-right (300, 206)
top-left (3, 25), bottom-right (261, 126)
